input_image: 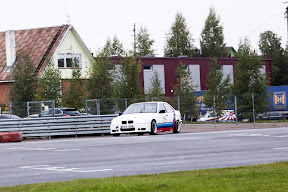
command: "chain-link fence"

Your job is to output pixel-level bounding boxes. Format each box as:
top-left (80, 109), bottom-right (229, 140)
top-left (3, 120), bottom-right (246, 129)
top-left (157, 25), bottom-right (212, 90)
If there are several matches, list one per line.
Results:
top-left (85, 93), bottom-right (275, 125)
top-left (0, 92), bottom-right (277, 123)
top-left (27, 101), bottom-right (55, 118)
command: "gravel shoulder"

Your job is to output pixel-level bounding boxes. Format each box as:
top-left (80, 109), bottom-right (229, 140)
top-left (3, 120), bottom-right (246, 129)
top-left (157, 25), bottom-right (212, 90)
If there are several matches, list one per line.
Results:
top-left (181, 122), bottom-right (288, 133)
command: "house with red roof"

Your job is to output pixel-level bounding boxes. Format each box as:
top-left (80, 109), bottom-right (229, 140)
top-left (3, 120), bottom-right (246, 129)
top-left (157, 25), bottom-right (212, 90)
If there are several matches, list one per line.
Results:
top-left (0, 24), bottom-right (94, 104)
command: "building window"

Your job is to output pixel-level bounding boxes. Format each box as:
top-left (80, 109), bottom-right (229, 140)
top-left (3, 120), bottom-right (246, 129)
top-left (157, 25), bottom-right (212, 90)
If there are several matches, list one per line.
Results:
top-left (58, 54), bottom-right (81, 68)
top-left (143, 65), bottom-right (152, 71)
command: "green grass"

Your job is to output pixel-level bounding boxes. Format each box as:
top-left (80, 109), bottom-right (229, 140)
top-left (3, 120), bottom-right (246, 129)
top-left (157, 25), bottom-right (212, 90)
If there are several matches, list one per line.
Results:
top-left (1, 162), bottom-right (288, 191)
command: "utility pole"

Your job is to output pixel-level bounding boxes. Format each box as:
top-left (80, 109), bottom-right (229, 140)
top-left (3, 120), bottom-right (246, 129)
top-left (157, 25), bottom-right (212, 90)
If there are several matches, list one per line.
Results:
top-left (284, 2), bottom-right (288, 44)
top-left (133, 23), bottom-right (136, 54)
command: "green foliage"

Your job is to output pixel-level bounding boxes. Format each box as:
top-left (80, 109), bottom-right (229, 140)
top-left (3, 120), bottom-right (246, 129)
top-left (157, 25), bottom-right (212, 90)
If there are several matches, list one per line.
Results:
top-left (173, 62), bottom-right (199, 117)
top-left (204, 58), bottom-right (231, 116)
top-left (100, 36), bottom-right (125, 56)
top-left (36, 61), bottom-right (61, 106)
top-left (9, 52), bottom-right (38, 117)
top-left (258, 31), bottom-right (287, 85)
top-left (135, 26), bottom-right (155, 57)
top-left (164, 12), bottom-right (195, 57)
top-left (62, 68), bottom-right (85, 110)
top-left (87, 53), bottom-right (116, 114)
top-left (146, 71), bottom-right (165, 100)
top-left (113, 53), bottom-right (143, 100)
top-left (232, 38), bottom-right (270, 120)
top-left (87, 53), bottom-right (115, 99)
top-left (200, 7), bottom-right (227, 57)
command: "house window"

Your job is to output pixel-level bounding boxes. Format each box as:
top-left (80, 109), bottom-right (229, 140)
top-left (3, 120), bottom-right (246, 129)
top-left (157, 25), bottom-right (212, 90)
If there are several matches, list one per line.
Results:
top-left (58, 54), bottom-right (81, 68)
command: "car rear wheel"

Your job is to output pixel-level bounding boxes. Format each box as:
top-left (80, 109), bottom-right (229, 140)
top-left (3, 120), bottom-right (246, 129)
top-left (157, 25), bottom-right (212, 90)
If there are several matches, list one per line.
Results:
top-left (149, 120), bottom-right (157, 135)
top-left (173, 120), bottom-right (181, 133)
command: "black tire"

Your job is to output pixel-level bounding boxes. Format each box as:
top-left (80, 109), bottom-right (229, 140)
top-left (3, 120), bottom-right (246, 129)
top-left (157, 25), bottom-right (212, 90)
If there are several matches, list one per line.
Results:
top-left (149, 120), bottom-right (157, 135)
top-left (173, 121), bottom-right (181, 133)
top-left (113, 133), bottom-right (120, 137)
top-left (138, 133), bottom-right (145, 136)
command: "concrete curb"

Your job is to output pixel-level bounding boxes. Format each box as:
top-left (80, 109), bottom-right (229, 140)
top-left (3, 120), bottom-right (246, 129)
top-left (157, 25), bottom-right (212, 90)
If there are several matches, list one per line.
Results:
top-left (0, 132), bottom-right (22, 143)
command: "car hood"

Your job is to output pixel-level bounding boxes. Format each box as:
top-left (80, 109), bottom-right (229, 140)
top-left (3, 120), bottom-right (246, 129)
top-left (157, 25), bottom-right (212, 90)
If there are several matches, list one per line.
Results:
top-left (112, 113), bottom-right (156, 122)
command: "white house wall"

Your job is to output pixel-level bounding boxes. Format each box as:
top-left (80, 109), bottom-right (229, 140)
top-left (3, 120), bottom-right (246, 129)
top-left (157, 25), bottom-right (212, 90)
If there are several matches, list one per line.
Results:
top-left (53, 29), bottom-right (91, 79)
top-left (143, 65), bottom-right (165, 94)
top-left (222, 65), bottom-right (234, 84)
top-left (188, 65), bottom-right (201, 91)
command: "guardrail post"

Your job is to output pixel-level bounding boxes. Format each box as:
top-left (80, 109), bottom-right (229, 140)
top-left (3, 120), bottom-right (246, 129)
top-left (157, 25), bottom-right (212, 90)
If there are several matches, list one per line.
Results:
top-left (252, 93), bottom-right (255, 127)
top-left (177, 96), bottom-right (180, 111)
top-left (125, 98), bottom-right (128, 109)
top-left (214, 95), bottom-right (216, 128)
top-left (234, 96), bottom-right (238, 126)
top-left (10, 102), bottom-right (12, 118)
top-left (27, 102), bottom-right (29, 117)
top-left (97, 99), bottom-right (100, 115)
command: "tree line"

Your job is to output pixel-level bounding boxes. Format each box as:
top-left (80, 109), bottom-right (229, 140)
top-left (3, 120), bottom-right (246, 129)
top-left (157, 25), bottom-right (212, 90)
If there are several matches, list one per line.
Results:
top-left (9, 7), bottom-right (276, 119)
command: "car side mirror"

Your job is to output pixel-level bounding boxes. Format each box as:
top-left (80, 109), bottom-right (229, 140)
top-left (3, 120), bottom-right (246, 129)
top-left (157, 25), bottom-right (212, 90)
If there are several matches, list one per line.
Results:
top-left (159, 110), bottom-right (166, 113)
top-left (119, 112), bottom-right (122, 116)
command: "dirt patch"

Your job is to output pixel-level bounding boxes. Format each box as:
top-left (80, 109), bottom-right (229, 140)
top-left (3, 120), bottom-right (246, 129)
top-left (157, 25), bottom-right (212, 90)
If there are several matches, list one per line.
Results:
top-left (181, 122), bottom-right (288, 133)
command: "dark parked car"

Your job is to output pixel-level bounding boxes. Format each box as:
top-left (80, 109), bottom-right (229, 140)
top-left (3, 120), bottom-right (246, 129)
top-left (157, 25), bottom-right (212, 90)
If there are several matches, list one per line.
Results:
top-left (39, 108), bottom-right (82, 117)
top-left (0, 114), bottom-right (21, 119)
top-left (259, 112), bottom-right (284, 120)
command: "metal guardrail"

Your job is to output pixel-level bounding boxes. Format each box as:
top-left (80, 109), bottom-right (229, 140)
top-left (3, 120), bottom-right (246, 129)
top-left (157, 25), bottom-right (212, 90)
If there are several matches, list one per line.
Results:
top-left (0, 114), bottom-right (118, 138)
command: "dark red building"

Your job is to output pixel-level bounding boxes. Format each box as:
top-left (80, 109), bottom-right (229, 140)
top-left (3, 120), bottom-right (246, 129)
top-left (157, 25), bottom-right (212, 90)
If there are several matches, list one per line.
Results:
top-left (111, 57), bottom-right (272, 97)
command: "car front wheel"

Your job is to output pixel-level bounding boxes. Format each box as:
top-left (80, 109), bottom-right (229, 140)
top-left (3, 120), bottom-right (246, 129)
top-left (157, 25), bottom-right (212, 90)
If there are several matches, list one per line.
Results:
top-left (149, 120), bottom-right (157, 135)
top-left (173, 120), bottom-right (181, 133)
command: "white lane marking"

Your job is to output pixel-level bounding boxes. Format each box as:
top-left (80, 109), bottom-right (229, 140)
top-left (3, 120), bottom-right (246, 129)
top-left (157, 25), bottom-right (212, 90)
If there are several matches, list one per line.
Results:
top-left (19, 165), bottom-right (113, 173)
top-left (230, 134), bottom-right (270, 137)
top-left (8, 147), bottom-right (81, 152)
top-left (54, 149), bottom-right (81, 152)
top-left (274, 147), bottom-right (288, 150)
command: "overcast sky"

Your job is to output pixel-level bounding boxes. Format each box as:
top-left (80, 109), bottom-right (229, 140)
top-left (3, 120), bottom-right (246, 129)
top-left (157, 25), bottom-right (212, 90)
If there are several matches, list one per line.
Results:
top-left (1, 0), bottom-right (287, 56)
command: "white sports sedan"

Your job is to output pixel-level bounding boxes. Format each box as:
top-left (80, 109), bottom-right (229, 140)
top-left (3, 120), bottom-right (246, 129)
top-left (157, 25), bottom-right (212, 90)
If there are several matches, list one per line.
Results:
top-left (110, 101), bottom-right (182, 136)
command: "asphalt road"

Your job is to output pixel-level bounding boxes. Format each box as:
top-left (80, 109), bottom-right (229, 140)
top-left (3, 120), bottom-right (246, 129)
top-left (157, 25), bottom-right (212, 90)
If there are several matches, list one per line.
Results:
top-left (1, 127), bottom-right (288, 187)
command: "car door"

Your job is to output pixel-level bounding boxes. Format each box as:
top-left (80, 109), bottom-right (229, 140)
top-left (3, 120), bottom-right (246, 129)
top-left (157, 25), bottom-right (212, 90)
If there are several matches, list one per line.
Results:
top-left (158, 103), bottom-right (166, 125)
top-left (164, 103), bottom-right (175, 126)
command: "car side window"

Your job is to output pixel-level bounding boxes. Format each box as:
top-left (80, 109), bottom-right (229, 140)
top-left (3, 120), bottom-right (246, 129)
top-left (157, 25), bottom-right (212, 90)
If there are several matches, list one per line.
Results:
top-left (164, 103), bottom-right (174, 113)
top-left (159, 103), bottom-right (166, 113)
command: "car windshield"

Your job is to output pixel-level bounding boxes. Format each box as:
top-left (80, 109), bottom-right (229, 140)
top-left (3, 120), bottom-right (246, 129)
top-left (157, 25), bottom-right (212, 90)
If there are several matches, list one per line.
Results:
top-left (123, 103), bottom-right (157, 114)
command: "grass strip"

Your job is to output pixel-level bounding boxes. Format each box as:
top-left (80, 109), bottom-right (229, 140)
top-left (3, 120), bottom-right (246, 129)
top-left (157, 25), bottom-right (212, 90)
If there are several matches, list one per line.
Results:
top-left (1, 162), bottom-right (288, 192)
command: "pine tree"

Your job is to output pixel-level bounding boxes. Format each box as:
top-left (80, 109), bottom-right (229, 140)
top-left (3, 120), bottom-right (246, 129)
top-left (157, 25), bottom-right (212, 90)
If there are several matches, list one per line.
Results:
top-left (62, 68), bottom-right (85, 110)
top-left (173, 62), bottom-right (198, 120)
top-left (113, 53), bottom-right (143, 100)
top-left (135, 26), bottom-right (155, 57)
top-left (204, 58), bottom-right (231, 116)
top-left (232, 38), bottom-right (270, 120)
top-left (87, 52), bottom-right (115, 114)
top-left (9, 52), bottom-right (38, 117)
top-left (36, 61), bottom-right (62, 106)
top-left (146, 70), bottom-right (164, 100)
top-left (259, 31), bottom-right (287, 85)
top-left (164, 12), bottom-right (195, 57)
top-left (101, 36), bottom-right (125, 56)
top-left (200, 7), bottom-right (227, 57)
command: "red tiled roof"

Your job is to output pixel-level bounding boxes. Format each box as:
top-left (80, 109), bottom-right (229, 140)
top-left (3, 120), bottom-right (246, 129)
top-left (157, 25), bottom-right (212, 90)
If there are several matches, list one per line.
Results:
top-left (0, 25), bottom-right (70, 81)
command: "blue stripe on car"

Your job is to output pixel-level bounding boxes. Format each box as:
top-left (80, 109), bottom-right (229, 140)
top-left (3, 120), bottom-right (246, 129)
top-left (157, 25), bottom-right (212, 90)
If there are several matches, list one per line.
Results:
top-left (157, 110), bottom-right (175, 128)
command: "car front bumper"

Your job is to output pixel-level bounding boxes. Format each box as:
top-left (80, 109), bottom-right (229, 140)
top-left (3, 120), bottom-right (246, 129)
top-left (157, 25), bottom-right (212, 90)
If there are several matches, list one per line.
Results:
top-left (110, 123), bottom-right (151, 134)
